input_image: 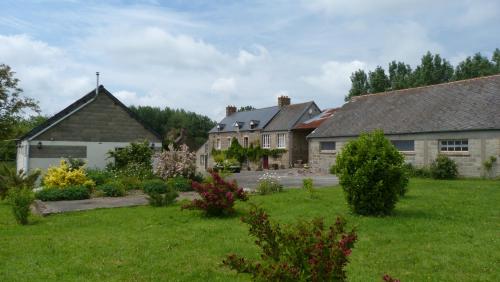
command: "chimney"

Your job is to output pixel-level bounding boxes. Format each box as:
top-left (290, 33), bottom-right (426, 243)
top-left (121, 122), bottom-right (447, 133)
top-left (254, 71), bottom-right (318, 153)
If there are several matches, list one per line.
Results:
top-left (226, 105), bottom-right (237, 116)
top-left (278, 95), bottom-right (291, 107)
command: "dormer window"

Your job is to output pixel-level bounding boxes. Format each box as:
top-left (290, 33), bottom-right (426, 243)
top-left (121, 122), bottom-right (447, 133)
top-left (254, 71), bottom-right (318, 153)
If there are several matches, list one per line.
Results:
top-left (233, 121), bottom-right (243, 129)
top-left (216, 123), bottom-right (225, 130)
top-left (249, 120), bottom-right (260, 129)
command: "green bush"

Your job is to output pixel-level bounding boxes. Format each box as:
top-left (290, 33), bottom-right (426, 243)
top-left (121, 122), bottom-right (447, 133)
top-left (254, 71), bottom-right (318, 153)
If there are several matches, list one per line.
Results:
top-left (430, 154), bottom-right (458, 179)
top-left (335, 130), bottom-right (409, 216)
top-left (303, 178), bottom-right (315, 198)
top-left (167, 176), bottom-right (192, 192)
top-left (404, 163), bottom-right (431, 178)
top-left (107, 140), bottom-right (153, 170)
top-left (143, 179), bottom-right (168, 194)
top-left (120, 176), bottom-right (143, 190)
top-left (96, 182), bottom-right (126, 197)
top-left (143, 179), bottom-right (178, 207)
top-left (86, 168), bottom-right (115, 186)
top-left (0, 165), bottom-right (40, 200)
top-left (8, 187), bottom-right (35, 225)
top-left (36, 186), bottom-right (91, 201)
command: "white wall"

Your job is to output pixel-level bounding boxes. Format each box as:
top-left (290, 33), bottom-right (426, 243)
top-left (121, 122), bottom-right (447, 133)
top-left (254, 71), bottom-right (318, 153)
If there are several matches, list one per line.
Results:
top-left (26, 140), bottom-right (162, 172)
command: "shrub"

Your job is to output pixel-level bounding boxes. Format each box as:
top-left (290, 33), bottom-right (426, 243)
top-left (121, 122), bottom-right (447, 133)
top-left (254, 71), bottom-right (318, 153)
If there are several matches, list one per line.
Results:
top-left (142, 179), bottom-right (178, 206)
top-left (0, 165), bottom-right (40, 200)
top-left (107, 140), bottom-right (153, 170)
top-left (111, 162), bottom-right (154, 181)
top-left (329, 164), bottom-right (337, 174)
top-left (8, 187), bottom-right (35, 225)
top-left (66, 157), bottom-right (86, 170)
top-left (86, 168), bottom-right (115, 186)
top-left (182, 172), bottom-right (248, 216)
top-left (43, 160), bottom-right (95, 189)
top-left (97, 182), bottom-right (126, 197)
top-left (430, 154), bottom-right (458, 179)
top-left (223, 205), bottom-right (357, 281)
top-left (335, 130), bottom-right (409, 215)
top-left (154, 144), bottom-right (196, 179)
top-left (383, 274), bottom-right (401, 282)
top-left (256, 172), bottom-right (283, 195)
top-left (482, 156), bottom-right (497, 178)
top-left (404, 163), bottom-right (431, 178)
top-left (303, 178), bottom-right (315, 198)
top-left (120, 176), bottom-right (143, 190)
top-left (167, 176), bottom-right (192, 192)
top-left (143, 179), bottom-right (168, 194)
top-left (36, 185), bottom-right (90, 201)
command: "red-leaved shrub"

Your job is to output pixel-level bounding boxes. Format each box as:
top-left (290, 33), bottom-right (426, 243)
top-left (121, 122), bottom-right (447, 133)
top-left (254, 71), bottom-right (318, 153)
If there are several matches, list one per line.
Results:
top-left (182, 172), bottom-right (247, 216)
top-left (383, 274), bottom-right (401, 282)
top-left (223, 205), bottom-right (357, 281)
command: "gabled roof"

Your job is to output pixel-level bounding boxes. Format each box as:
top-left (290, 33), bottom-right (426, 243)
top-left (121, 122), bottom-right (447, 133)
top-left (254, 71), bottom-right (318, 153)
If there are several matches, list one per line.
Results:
top-left (20, 85), bottom-right (162, 141)
top-left (309, 74), bottom-right (500, 138)
top-left (294, 108), bottom-right (339, 130)
top-left (209, 106), bottom-right (280, 133)
top-left (263, 101), bottom-right (317, 132)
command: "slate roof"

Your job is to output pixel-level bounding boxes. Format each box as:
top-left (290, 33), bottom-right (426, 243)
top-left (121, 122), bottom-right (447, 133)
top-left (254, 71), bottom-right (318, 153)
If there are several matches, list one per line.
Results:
top-left (209, 106), bottom-right (280, 133)
top-left (20, 85), bottom-right (162, 141)
top-left (294, 108), bottom-right (339, 130)
top-left (263, 102), bottom-right (316, 132)
top-left (309, 75), bottom-right (500, 138)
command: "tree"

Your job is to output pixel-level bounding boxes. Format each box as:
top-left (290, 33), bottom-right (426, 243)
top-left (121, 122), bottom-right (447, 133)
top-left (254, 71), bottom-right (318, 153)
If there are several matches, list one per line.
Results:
top-left (0, 115), bottom-right (47, 161)
top-left (453, 53), bottom-right (498, 80)
top-left (412, 52), bottom-right (453, 86)
top-left (0, 64), bottom-right (40, 141)
top-left (345, 69), bottom-right (369, 101)
top-left (368, 66), bottom-right (390, 93)
top-left (492, 48), bottom-right (500, 70)
top-left (388, 61), bottom-right (413, 90)
top-left (238, 105), bottom-right (256, 112)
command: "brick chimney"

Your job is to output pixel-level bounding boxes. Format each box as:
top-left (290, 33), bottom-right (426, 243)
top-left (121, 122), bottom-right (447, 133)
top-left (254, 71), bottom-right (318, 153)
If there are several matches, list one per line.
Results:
top-left (278, 96), bottom-right (291, 107)
top-left (226, 105), bottom-right (237, 116)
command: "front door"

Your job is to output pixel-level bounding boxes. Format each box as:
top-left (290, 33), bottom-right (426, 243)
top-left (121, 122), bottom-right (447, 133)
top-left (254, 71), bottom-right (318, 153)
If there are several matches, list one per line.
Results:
top-left (262, 156), bottom-right (269, 169)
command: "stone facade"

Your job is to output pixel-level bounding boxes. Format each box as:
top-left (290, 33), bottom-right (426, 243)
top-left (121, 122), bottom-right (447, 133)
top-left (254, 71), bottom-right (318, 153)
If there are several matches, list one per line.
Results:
top-left (309, 130), bottom-right (500, 178)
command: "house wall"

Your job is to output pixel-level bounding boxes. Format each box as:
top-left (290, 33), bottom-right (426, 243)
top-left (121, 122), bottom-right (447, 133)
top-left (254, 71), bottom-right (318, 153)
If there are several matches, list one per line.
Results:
top-left (291, 129), bottom-right (313, 165)
top-left (309, 130), bottom-right (500, 177)
top-left (35, 93), bottom-right (160, 143)
top-left (195, 141), bottom-right (210, 173)
top-left (206, 131), bottom-right (261, 169)
top-left (21, 140), bottom-right (162, 173)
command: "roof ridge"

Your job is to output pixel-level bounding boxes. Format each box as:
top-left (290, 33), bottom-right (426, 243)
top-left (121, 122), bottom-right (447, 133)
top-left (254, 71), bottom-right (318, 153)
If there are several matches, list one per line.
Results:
top-left (351, 73), bottom-right (500, 101)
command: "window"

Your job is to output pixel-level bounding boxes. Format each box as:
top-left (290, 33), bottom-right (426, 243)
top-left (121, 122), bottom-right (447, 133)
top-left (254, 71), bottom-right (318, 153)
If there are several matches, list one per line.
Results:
top-left (216, 138), bottom-right (221, 150)
top-left (262, 134), bottom-right (271, 148)
top-left (277, 133), bottom-right (287, 148)
top-left (243, 137), bottom-right (249, 148)
top-left (391, 140), bottom-right (415, 152)
top-left (320, 141), bottom-right (336, 152)
top-left (200, 155), bottom-right (205, 165)
top-left (440, 139), bottom-right (468, 152)
top-left (227, 137), bottom-right (232, 148)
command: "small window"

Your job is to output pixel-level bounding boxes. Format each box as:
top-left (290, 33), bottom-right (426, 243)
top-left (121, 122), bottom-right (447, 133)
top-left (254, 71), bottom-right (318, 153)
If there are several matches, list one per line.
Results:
top-left (200, 155), bottom-right (205, 165)
top-left (320, 142), bottom-right (336, 152)
top-left (227, 137), bottom-right (232, 148)
top-left (440, 139), bottom-right (468, 152)
top-left (243, 137), bottom-right (249, 148)
top-left (391, 140), bottom-right (415, 152)
top-left (277, 133), bottom-right (287, 148)
top-left (216, 139), bottom-right (221, 150)
top-left (262, 134), bottom-right (271, 148)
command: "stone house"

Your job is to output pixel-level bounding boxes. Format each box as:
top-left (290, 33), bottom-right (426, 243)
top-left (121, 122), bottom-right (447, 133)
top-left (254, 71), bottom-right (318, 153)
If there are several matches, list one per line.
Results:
top-left (196, 96), bottom-right (321, 171)
top-left (16, 85), bottom-right (162, 172)
top-left (308, 75), bottom-right (500, 178)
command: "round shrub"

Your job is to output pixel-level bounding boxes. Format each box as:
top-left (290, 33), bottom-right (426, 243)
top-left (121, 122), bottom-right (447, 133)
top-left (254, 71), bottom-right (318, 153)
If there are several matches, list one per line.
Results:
top-left (85, 168), bottom-right (115, 186)
top-left (143, 179), bottom-right (168, 194)
top-left (166, 176), bottom-right (192, 192)
top-left (36, 186), bottom-right (91, 201)
top-left (430, 154), bottom-right (458, 179)
top-left (97, 182), bottom-right (126, 197)
top-left (142, 179), bottom-right (178, 207)
top-left (335, 130), bottom-right (409, 216)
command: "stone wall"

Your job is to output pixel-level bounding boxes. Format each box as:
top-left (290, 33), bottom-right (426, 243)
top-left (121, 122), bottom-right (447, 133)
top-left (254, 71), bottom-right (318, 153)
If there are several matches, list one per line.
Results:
top-left (309, 131), bottom-right (500, 177)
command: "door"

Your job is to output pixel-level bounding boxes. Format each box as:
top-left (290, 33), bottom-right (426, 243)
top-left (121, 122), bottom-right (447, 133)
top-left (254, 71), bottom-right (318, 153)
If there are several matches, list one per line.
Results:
top-left (262, 155), bottom-right (269, 169)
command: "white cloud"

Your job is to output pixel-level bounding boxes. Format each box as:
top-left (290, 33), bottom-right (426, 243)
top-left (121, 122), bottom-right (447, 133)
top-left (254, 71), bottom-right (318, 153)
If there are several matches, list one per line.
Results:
top-left (303, 60), bottom-right (367, 102)
top-left (211, 77), bottom-right (236, 94)
top-left (237, 45), bottom-right (269, 66)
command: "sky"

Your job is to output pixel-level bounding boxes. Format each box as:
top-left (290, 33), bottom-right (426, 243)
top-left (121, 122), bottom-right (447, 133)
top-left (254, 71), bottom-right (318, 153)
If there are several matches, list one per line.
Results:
top-left (1, 0), bottom-right (499, 120)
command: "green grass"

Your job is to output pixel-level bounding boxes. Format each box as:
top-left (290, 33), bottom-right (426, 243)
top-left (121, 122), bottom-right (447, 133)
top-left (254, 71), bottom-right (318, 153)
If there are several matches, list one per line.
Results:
top-left (0, 179), bottom-right (499, 281)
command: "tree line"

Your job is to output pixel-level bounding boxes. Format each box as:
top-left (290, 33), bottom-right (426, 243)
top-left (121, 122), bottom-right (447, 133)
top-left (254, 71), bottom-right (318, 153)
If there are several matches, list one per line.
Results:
top-left (129, 105), bottom-right (216, 151)
top-left (346, 49), bottom-right (500, 101)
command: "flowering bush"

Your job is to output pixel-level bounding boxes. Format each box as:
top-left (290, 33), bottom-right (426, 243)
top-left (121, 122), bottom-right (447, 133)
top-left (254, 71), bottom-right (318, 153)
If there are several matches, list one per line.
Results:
top-left (43, 160), bottom-right (94, 189)
top-left (182, 172), bottom-right (247, 216)
top-left (154, 144), bottom-right (196, 180)
top-left (256, 172), bottom-right (283, 195)
top-left (223, 205), bottom-right (357, 281)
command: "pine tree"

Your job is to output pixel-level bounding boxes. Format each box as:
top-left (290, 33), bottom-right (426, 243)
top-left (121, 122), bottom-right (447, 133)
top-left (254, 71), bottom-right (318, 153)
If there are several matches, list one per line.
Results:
top-left (412, 52), bottom-right (453, 86)
top-left (345, 69), bottom-right (369, 101)
top-left (388, 61), bottom-right (413, 90)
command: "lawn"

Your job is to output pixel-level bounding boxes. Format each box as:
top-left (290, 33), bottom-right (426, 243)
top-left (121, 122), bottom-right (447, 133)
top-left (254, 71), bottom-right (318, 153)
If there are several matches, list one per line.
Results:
top-left (0, 178), bottom-right (499, 281)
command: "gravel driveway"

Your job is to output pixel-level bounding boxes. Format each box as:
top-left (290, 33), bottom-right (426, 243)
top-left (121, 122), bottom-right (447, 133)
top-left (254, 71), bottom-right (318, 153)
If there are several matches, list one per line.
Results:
top-left (227, 169), bottom-right (338, 189)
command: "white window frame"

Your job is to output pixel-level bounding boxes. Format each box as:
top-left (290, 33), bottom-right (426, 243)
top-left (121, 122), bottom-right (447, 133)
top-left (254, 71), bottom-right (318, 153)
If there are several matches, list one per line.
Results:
top-left (262, 134), bottom-right (271, 148)
top-left (439, 139), bottom-right (468, 152)
top-left (277, 133), bottom-right (287, 148)
top-left (319, 141), bottom-right (336, 153)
